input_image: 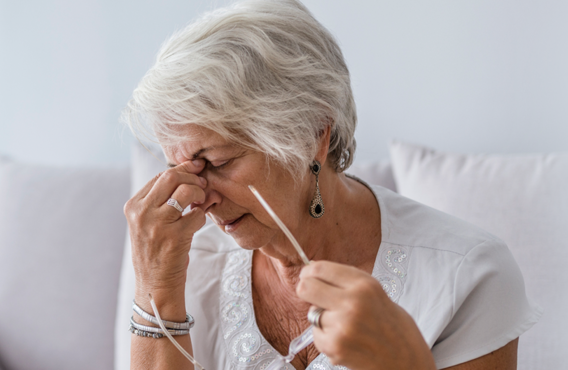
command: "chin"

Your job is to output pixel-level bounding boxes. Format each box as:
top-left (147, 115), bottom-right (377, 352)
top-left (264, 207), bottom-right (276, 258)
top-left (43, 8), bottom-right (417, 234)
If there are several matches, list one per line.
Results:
top-left (227, 229), bottom-right (270, 251)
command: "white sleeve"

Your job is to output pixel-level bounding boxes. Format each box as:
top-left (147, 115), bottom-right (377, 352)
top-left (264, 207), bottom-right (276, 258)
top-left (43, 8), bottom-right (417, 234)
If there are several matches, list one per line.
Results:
top-left (432, 239), bottom-right (543, 369)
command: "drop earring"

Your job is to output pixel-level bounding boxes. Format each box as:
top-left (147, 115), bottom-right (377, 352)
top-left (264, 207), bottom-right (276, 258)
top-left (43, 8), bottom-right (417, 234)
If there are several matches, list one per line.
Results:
top-left (309, 160), bottom-right (325, 218)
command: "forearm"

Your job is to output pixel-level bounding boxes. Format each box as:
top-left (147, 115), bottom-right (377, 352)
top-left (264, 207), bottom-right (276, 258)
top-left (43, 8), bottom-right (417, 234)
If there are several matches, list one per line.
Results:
top-left (130, 286), bottom-right (194, 370)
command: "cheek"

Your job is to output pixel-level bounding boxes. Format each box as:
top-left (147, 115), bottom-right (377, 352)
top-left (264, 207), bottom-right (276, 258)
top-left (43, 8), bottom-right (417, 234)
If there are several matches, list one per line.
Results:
top-left (206, 171), bottom-right (257, 210)
top-left (207, 160), bottom-right (268, 198)
top-left (206, 160), bottom-right (303, 227)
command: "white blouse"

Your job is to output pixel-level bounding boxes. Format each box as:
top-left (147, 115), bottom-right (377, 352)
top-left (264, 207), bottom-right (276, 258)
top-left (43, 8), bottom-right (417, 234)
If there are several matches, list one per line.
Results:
top-left (184, 184), bottom-right (542, 370)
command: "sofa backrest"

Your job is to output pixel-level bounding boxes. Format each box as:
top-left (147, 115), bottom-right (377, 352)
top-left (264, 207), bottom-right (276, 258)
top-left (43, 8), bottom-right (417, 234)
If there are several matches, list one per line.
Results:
top-left (0, 160), bottom-right (130, 370)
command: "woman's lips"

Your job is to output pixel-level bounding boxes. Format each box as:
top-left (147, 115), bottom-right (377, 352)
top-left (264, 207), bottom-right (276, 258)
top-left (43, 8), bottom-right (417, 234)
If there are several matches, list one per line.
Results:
top-left (221, 214), bottom-right (246, 233)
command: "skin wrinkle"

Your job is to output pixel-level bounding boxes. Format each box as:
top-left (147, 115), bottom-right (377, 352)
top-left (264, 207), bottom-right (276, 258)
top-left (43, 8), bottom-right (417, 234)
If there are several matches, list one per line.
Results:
top-left (252, 252), bottom-right (318, 368)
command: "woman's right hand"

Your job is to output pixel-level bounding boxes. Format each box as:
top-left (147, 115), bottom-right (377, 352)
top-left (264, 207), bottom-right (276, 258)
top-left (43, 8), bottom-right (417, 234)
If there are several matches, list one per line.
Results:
top-left (123, 160), bottom-right (208, 305)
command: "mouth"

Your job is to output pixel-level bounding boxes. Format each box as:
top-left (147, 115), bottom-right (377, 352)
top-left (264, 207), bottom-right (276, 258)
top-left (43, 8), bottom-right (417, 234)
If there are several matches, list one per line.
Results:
top-left (217, 214), bottom-right (247, 232)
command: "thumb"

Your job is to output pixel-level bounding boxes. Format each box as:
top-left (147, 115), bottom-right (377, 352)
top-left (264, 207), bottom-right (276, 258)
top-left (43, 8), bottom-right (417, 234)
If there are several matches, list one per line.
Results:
top-left (175, 159), bottom-right (206, 175)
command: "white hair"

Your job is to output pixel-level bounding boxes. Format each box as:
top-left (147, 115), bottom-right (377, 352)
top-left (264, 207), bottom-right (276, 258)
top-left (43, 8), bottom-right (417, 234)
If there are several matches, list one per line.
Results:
top-left (123, 0), bottom-right (357, 177)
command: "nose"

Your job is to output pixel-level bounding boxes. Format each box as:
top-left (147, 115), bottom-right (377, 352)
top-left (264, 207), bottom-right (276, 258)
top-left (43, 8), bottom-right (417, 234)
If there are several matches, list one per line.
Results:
top-left (191, 173), bottom-right (222, 213)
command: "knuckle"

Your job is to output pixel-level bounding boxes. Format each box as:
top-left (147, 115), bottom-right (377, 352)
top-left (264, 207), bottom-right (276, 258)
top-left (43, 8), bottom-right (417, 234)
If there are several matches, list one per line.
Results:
top-left (126, 204), bottom-right (154, 231)
top-left (353, 278), bottom-right (374, 295)
top-left (342, 299), bottom-right (361, 316)
top-left (177, 184), bottom-right (195, 199)
top-left (123, 199), bottom-right (132, 216)
top-left (161, 169), bottom-right (178, 184)
top-left (310, 261), bottom-right (323, 275)
top-left (124, 204), bottom-right (142, 224)
top-left (128, 209), bottom-right (141, 224)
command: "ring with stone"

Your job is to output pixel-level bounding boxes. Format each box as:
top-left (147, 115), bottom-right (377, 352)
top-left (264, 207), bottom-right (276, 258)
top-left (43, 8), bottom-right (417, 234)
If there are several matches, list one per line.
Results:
top-left (307, 307), bottom-right (325, 329)
top-left (166, 198), bottom-right (184, 213)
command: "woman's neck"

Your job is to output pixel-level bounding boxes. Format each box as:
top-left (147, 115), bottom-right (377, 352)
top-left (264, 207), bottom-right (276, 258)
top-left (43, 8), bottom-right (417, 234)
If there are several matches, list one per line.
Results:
top-left (256, 172), bottom-right (382, 289)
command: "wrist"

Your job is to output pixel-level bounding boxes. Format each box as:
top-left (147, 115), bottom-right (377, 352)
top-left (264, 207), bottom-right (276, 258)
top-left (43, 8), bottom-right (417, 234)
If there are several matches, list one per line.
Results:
top-left (134, 285), bottom-right (187, 324)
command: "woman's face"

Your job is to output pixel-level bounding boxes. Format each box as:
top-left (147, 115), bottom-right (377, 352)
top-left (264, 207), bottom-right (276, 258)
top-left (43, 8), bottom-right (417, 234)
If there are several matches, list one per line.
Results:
top-left (162, 126), bottom-right (312, 251)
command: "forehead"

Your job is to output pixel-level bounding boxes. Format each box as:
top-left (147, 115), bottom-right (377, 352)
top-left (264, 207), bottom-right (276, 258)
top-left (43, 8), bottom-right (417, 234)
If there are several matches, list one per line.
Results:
top-left (161, 125), bottom-right (235, 163)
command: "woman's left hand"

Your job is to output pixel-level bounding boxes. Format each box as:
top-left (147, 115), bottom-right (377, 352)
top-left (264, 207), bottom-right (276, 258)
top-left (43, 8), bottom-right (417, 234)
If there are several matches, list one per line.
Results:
top-left (297, 260), bottom-right (436, 370)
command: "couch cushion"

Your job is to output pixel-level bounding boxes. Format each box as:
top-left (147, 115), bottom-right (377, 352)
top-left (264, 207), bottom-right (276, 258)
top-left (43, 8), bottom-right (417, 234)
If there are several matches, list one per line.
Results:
top-left (0, 160), bottom-right (130, 370)
top-left (389, 140), bottom-right (568, 369)
top-left (347, 159), bottom-right (397, 192)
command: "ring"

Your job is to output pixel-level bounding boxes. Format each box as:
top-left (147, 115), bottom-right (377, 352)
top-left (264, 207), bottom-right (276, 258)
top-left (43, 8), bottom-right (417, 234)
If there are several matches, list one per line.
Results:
top-left (166, 198), bottom-right (184, 213)
top-left (307, 307), bottom-right (325, 329)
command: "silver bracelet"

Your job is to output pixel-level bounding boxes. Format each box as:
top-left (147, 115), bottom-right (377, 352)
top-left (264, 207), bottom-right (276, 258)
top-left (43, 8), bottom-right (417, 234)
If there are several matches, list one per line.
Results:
top-left (132, 300), bottom-right (194, 330)
top-left (130, 317), bottom-right (190, 337)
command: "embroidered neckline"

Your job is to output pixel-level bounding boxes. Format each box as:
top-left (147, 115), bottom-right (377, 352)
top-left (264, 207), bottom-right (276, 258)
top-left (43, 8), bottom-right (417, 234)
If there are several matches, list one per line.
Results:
top-left (218, 185), bottom-right (411, 370)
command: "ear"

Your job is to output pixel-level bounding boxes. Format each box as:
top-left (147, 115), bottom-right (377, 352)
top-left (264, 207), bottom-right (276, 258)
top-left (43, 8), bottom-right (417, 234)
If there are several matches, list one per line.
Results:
top-left (314, 124), bottom-right (332, 167)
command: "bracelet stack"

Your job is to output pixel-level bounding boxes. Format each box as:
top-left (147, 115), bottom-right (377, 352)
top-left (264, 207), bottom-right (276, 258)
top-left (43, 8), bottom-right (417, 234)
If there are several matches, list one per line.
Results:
top-left (130, 300), bottom-right (194, 339)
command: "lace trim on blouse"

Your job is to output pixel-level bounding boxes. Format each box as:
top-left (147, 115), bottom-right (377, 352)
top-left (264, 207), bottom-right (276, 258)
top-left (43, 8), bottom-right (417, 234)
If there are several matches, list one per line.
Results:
top-left (219, 243), bottom-right (411, 370)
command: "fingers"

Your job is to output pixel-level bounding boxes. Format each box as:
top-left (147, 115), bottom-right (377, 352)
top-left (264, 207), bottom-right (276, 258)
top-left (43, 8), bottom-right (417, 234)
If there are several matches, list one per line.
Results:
top-left (310, 305), bottom-right (338, 334)
top-left (129, 159), bottom-right (206, 203)
top-left (311, 312), bottom-right (348, 365)
top-left (176, 159), bottom-right (206, 174)
top-left (166, 183), bottom-right (206, 211)
top-left (300, 260), bottom-right (367, 289)
top-left (296, 276), bottom-right (343, 309)
top-left (145, 162), bottom-right (207, 207)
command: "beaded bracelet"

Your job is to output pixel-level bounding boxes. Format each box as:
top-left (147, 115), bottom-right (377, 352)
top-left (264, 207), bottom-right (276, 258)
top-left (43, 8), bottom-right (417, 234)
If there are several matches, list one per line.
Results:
top-left (130, 325), bottom-right (165, 339)
top-left (130, 317), bottom-right (190, 338)
top-left (132, 299), bottom-right (194, 330)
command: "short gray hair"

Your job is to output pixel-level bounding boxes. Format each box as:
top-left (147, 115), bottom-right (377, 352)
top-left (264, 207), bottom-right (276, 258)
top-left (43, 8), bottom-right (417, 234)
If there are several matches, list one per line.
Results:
top-left (123, 0), bottom-right (357, 177)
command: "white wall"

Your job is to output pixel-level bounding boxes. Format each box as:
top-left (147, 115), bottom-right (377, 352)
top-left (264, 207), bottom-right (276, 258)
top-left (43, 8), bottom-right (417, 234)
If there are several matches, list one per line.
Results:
top-left (1, 0), bottom-right (567, 166)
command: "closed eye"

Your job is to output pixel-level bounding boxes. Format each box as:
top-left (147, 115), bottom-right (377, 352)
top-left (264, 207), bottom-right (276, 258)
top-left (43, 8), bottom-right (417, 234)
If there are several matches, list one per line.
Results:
top-left (206, 159), bottom-right (231, 170)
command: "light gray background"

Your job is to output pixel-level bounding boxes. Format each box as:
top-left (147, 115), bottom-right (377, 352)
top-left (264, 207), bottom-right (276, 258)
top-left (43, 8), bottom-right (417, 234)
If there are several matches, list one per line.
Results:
top-left (1, 0), bottom-right (567, 166)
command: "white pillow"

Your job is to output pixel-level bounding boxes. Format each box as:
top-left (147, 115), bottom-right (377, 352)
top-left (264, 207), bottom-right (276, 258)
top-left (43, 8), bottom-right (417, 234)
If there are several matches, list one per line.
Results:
top-left (389, 140), bottom-right (568, 369)
top-left (347, 159), bottom-right (397, 192)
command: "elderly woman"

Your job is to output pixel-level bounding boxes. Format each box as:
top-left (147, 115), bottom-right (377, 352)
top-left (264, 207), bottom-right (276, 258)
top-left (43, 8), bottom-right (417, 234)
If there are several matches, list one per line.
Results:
top-left (123, 0), bottom-right (540, 369)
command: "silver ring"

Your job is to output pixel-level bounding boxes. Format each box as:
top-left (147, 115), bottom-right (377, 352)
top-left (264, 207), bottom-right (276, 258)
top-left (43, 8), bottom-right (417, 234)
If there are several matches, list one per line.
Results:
top-left (307, 307), bottom-right (325, 329)
top-left (166, 198), bottom-right (184, 213)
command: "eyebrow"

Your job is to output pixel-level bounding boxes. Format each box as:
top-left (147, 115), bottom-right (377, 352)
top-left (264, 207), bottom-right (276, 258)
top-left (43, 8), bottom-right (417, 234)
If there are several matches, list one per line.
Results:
top-left (166, 144), bottom-right (233, 168)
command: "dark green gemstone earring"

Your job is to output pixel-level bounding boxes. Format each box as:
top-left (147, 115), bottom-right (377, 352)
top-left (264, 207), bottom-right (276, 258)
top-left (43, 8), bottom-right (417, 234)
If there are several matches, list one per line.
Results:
top-left (309, 160), bottom-right (325, 218)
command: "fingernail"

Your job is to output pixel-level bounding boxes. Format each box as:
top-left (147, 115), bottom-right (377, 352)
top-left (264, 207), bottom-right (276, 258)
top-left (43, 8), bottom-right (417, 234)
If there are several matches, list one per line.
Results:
top-left (199, 177), bottom-right (207, 186)
top-left (192, 159), bottom-right (204, 167)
